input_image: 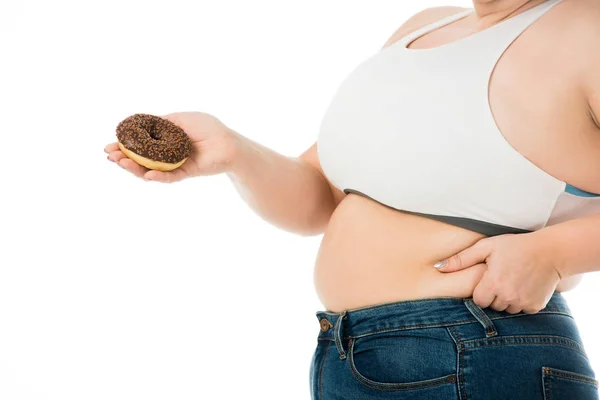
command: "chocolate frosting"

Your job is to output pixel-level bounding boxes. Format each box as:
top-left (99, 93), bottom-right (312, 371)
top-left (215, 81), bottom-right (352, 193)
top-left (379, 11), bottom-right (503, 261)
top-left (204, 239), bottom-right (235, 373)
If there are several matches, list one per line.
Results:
top-left (116, 114), bottom-right (192, 163)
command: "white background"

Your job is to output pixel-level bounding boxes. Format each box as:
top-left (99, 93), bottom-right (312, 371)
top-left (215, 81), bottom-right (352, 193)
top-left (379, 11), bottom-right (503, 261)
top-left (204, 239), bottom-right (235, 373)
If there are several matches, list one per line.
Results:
top-left (1, 1), bottom-right (599, 399)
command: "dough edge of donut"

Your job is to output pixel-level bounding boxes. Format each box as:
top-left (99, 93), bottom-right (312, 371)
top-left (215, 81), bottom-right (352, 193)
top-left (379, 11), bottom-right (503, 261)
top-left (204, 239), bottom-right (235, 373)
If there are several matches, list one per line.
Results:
top-left (118, 142), bottom-right (187, 172)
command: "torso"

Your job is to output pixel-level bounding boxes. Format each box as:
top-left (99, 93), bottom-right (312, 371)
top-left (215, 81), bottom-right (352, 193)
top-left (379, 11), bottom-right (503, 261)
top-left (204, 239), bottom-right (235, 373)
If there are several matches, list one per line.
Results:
top-left (314, 0), bottom-right (600, 313)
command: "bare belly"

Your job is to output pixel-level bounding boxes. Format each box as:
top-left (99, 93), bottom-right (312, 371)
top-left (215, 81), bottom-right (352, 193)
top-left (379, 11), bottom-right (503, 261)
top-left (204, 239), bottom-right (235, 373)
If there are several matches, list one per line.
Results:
top-left (314, 193), bottom-right (583, 312)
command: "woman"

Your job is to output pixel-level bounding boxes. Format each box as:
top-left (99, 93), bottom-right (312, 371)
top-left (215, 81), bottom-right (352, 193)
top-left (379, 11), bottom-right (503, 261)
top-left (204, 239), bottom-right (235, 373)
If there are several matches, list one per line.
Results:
top-left (105, 0), bottom-right (600, 398)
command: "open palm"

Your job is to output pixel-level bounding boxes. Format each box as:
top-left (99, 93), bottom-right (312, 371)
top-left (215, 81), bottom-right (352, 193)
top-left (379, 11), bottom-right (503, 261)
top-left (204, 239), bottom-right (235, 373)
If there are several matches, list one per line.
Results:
top-left (105, 112), bottom-right (238, 183)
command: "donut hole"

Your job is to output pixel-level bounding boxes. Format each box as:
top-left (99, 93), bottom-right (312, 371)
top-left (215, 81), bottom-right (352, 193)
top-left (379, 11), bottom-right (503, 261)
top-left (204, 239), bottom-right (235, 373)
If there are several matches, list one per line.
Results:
top-left (148, 127), bottom-right (163, 141)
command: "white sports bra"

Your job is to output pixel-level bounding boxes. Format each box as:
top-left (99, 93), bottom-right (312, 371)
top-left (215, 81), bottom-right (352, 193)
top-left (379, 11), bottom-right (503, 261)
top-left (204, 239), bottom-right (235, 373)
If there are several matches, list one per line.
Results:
top-left (317, 0), bottom-right (600, 236)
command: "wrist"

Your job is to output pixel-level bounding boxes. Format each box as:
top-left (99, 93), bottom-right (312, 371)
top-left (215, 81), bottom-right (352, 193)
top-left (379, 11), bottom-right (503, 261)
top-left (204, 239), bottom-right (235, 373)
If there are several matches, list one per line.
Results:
top-left (223, 128), bottom-right (254, 180)
top-left (529, 228), bottom-right (569, 279)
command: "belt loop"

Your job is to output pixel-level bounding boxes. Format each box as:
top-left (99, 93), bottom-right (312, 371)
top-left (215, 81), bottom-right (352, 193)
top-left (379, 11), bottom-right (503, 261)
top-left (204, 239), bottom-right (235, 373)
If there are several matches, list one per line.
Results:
top-left (334, 311), bottom-right (347, 360)
top-left (463, 298), bottom-right (498, 338)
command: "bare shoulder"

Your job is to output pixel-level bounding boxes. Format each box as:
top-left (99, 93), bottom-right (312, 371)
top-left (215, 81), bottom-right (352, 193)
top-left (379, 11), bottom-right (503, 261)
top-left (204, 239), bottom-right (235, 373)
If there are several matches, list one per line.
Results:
top-left (552, 0), bottom-right (600, 43)
top-left (381, 6), bottom-right (470, 49)
top-left (575, 0), bottom-right (600, 47)
top-left (576, 0), bottom-right (600, 59)
top-left (554, 0), bottom-right (600, 28)
top-left (559, 0), bottom-right (600, 115)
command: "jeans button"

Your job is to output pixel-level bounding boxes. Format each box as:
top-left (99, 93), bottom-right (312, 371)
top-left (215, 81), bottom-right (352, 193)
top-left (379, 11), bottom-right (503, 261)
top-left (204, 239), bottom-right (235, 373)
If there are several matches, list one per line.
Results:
top-left (320, 318), bottom-right (333, 332)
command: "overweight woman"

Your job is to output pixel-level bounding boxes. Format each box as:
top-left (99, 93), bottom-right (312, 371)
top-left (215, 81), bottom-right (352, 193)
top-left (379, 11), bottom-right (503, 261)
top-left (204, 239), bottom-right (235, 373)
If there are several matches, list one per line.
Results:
top-left (105, 0), bottom-right (600, 398)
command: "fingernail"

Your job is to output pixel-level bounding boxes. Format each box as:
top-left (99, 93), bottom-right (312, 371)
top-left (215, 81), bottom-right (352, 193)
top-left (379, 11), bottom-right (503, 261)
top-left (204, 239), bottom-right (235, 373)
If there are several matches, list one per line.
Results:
top-left (433, 260), bottom-right (448, 269)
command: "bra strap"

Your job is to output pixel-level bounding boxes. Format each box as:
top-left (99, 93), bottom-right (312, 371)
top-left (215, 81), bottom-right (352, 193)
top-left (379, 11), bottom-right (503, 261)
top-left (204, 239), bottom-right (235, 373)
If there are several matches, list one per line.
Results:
top-left (397, 9), bottom-right (473, 48)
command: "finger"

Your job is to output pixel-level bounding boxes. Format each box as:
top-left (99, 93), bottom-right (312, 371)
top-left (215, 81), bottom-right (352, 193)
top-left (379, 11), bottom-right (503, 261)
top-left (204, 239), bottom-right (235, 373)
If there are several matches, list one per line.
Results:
top-left (435, 239), bottom-right (492, 272)
top-left (118, 158), bottom-right (149, 178)
top-left (489, 297), bottom-right (509, 312)
top-left (505, 304), bottom-right (522, 315)
top-left (104, 142), bottom-right (120, 153)
top-left (107, 150), bottom-right (127, 163)
top-left (159, 112), bottom-right (179, 124)
top-left (472, 271), bottom-right (496, 309)
top-left (522, 304), bottom-right (544, 315)
top-left (144, 167), bottom-right (187, 183)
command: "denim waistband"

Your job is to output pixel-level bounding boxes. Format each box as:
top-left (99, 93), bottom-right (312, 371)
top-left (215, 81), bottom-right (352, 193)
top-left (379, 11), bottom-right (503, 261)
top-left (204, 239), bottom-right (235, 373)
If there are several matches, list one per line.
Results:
top-left (315, 292), bottom-right (572, 360)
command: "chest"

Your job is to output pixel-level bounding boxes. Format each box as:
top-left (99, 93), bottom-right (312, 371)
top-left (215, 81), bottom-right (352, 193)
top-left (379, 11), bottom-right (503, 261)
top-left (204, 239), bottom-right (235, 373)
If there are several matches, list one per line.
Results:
top-left (318, 30), bottom-right (600, 194)
top-left (407, 19), bottom-right (600, 192)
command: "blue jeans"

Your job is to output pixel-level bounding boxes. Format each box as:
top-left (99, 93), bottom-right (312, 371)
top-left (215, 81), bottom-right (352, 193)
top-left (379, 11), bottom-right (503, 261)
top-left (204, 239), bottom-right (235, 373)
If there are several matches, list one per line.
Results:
top-left (310, 292), bottom-right (598, 399)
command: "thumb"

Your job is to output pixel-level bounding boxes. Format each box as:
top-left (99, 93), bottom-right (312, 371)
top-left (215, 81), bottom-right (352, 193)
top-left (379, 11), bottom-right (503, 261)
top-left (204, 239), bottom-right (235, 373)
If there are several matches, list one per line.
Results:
top-left (160, 113), bottom-right (176, 122)
top-left (434, 240), bottom-right (491, 272)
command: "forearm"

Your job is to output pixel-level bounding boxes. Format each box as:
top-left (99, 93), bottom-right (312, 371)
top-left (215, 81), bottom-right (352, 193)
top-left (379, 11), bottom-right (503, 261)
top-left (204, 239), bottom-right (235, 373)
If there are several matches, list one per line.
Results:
top-left (533, 213), bottom-right (600, 277)
top-left (225, 129), bottom-right (336, 236)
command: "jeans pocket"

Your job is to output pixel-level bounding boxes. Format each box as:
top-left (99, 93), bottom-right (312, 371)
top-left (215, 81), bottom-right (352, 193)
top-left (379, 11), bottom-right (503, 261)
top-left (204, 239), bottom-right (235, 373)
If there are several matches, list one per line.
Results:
top-left (542, 366), bottom-right (599, 399)
top-left (347, 327), bottom-right (457, 391)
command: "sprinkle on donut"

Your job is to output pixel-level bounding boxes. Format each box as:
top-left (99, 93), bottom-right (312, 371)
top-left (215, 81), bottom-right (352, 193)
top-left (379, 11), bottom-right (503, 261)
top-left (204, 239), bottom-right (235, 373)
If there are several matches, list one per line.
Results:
top-left (116, 114), bottom-right (192, 164)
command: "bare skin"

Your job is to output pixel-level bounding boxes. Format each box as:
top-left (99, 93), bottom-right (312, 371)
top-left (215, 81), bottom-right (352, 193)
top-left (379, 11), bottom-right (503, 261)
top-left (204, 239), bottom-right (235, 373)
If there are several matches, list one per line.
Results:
top-left (106, 0), bottom-right (600, 313)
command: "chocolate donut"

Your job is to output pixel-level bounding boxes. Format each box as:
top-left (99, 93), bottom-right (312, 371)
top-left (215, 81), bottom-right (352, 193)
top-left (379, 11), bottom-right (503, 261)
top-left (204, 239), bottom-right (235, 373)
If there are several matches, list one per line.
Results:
top-left (116, 113), bottom-right (193, 171)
